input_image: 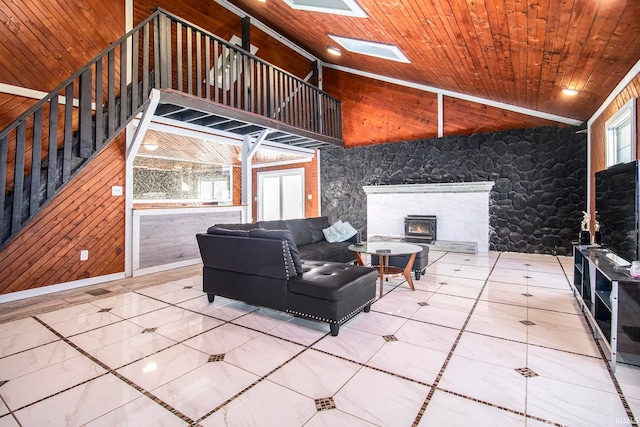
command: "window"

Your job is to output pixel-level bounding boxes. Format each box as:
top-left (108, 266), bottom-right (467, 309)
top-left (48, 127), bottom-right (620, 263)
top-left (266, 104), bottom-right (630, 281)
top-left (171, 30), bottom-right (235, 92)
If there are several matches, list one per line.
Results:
top-left (606, 98), bottom-right (637, 167)
top-left (283, 0), bottom-right (367, 18)
top-left (328, 35), bottom-right (410, 63)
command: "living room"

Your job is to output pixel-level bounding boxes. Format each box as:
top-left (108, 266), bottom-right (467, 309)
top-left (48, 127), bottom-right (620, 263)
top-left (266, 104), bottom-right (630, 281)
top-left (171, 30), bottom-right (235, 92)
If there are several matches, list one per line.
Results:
top-left (1, 0), bottom-right (640, 425)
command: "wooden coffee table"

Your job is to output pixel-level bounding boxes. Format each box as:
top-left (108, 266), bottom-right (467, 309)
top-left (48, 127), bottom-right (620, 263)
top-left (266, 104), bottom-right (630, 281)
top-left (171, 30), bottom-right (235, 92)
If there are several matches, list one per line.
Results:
top-left (349, 241), bottom-right (423, 298)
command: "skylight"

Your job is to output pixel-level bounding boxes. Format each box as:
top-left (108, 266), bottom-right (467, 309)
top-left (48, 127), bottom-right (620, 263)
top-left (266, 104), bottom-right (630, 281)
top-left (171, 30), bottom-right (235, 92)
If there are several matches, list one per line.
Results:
top-left (282, 0), bottom-right (367, 18)
top-left (328, 35), bottom-right (411, 63)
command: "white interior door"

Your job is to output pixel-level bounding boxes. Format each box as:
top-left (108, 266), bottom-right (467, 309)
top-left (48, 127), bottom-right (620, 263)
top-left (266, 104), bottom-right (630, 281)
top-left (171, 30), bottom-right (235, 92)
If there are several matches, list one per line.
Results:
top-left (258, 169), bottom-right (304, 220)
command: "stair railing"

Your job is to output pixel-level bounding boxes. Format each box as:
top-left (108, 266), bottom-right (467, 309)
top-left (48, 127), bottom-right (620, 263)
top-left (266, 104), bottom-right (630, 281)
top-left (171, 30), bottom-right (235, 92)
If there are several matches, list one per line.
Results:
top-left (0, 8), bottom-right (341, 249)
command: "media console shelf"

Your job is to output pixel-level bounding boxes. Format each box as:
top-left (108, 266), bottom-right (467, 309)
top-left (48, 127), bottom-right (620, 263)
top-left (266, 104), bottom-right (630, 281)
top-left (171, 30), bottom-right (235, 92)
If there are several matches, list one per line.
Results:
top-left (573, 245), bottom-right (640, 371)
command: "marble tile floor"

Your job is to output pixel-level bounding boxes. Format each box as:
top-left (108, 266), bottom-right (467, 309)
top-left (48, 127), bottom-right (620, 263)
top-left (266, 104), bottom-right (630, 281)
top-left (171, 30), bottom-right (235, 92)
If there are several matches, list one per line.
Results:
top-left (0, 251), bottom-right (639, 426)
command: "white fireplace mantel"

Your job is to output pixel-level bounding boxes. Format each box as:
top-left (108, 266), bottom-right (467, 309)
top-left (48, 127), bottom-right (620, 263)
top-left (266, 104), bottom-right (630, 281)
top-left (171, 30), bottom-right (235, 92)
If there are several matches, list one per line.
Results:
top-left (363, 182), bottom-right (495, 194)
top-left (365, 182), bottom-right (494, 252)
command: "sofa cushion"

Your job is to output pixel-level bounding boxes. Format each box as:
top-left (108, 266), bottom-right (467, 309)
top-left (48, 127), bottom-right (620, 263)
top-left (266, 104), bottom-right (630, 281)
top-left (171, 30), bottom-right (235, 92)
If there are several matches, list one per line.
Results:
top-left (256, 220), bottom-right (288, 231)
top-left (298, 244), bottom-right (325, 261)
top-left (214, 223), bottom-right (254, 231)
top-left (306, 241), bottom-right (346, 260)
top-left (285, 218), bottom-right (313, 247)
top-left (288, 262), bottom-right (378, 301)
top-left (206, 226), bottom-right (250, 237)
top-left (308, 217), bottom-right (330, 243)
top-left (249, 228), bottom-right (303, 274)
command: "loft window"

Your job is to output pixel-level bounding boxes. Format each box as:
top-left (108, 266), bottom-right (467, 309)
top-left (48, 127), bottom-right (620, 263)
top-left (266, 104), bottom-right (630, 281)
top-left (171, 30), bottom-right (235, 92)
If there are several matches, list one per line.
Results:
top-left (606, 98), bottom-right (637, 167)
top-left (328, 35), bottom-right (410, 63)
top-left (283, 0), bottom-right (367, 17)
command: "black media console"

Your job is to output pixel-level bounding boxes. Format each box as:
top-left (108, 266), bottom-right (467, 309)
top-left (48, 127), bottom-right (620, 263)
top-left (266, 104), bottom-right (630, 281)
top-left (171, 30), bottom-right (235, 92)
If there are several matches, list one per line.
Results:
top-left (573, 244), bottom-right (640, 371)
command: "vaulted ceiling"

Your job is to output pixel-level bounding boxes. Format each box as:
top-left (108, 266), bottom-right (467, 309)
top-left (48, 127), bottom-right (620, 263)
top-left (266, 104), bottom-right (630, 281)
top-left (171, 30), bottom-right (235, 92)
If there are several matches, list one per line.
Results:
top-left (228, 0), bottom-right (640, 123)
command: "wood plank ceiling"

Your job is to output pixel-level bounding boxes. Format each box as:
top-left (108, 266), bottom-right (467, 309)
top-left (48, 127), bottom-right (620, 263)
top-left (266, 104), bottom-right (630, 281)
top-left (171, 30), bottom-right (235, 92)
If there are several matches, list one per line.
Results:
top-left (228, 0), bottom-right (640, 122)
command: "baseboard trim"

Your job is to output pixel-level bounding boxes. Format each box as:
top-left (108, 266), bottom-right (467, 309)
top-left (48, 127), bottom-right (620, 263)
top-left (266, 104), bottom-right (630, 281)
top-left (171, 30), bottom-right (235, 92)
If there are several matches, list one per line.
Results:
top-left (132, 258), bottom-right (201, 277)
top-left (0, 272), bottom-right (126, 304)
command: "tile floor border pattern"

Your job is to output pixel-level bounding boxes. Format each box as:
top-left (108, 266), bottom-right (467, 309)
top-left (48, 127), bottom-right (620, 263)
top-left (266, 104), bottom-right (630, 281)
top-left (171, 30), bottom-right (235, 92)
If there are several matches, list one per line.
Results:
top-left (380, 253), bottom-right (638, 427)
top-left (0, 254), bottom-right (638, 426)
top-left (31, 316), bottom-right (199, 426)
top-left (405, 253), bottom-right (544, 426)
top-left (0, 284), bottom-right (338, 426)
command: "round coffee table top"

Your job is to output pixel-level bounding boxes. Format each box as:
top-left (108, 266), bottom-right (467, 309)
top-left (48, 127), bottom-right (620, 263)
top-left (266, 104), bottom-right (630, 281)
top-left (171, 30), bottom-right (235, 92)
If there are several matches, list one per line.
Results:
top-left (348, 241), bottom-right (423, 256)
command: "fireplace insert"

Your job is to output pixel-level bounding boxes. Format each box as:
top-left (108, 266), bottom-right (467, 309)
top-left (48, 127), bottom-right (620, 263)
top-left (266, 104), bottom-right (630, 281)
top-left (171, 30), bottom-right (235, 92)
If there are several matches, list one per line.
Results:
top-left (405, 215), bottom-right (437, 243)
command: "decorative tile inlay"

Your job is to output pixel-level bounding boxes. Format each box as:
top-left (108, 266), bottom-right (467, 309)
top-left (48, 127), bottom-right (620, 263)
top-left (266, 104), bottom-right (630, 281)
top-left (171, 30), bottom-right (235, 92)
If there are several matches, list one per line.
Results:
top-left (98, 308), bottom-right (112, 313)
top-left (315, 397), bottom-right (336, 411)
top-left (183, 286), bottom-right (193, 289)
top-left (520, 320), bottom-right (536, 326)
top-left (454, 269), bottom-right (461, 272)
top-left (85, 288), bottom-right (112, 296)
top-left (521, 293), bottom-right (533, 297)
top-left (0, 380), bottom-right (7, 387)
top-left (418, 302), bottom-right (429, 306)
top-left (209, 354), bottom-right (225, 362)
top-left (383, 335), bottom-right (398, 342)
top-left (439, 282), bottom-right (448, 285)
top-left (523, 275), bottom-right (533, 279)
top-left (515, 367), bottom-right (539, 378)
top-left (142, 328), bottom-right (157, 333)
top-left (524, 263), bottom-right (531, 266)
top-left (464, 259), bottom-right (471, 261)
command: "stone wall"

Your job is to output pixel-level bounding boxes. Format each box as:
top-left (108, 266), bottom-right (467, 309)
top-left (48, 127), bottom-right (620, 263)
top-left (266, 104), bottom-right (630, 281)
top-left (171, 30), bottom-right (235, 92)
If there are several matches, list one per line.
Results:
top-left (320, 125), bottom-right (587, 255)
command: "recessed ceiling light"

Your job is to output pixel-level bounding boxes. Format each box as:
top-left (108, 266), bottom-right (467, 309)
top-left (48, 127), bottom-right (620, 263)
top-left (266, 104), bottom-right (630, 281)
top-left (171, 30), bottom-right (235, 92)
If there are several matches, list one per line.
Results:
top-left (328, 35), bottom-right (410, 63)
top-left (283, 0), bottom-right (367, 17)
top-left (327, 46), bottom-right (342, 56)
top-left (562, 88), bottom-right (578, 96)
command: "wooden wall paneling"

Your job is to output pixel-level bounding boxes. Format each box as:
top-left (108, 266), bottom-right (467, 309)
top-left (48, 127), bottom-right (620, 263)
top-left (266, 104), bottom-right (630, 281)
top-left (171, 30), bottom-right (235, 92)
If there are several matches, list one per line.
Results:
top-left (0, 95), bottom-right (38, 130)
top-left (232, 165), bottom-right (242, 206)
top-left (322, 68), bottom-right (438, 147)
top-left (0, 134), bottom-right (125, 295)
top-left (0, 0), bottom-right (123, 92)
top-left (443, 97), bottom-right (567, 136)
top-left (42, 160), bottom-right (125, 281)
top-left (7, 138), bottom-right (123, 288)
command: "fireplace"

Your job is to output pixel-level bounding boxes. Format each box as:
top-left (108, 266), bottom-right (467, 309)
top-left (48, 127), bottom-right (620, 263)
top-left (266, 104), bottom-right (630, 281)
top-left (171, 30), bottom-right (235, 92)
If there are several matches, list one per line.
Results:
top-left (405, 215), bottom-right (437, 243)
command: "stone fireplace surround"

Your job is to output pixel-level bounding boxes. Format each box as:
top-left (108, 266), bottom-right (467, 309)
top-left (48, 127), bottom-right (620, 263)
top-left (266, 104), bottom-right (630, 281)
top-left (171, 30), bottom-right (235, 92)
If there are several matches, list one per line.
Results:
top-left (365, 182), bottom-right (494, 252)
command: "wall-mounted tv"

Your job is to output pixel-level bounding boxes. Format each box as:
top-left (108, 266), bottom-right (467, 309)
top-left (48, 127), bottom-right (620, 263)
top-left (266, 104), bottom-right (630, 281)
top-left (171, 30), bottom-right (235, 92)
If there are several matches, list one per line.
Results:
top-left (595, 160), bottom-right (640, 263)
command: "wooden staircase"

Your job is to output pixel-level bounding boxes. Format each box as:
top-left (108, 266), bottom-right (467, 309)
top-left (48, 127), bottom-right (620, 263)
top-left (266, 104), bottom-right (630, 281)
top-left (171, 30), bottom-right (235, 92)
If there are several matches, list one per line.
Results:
top-left (0, 9), bottom-right (342, 251)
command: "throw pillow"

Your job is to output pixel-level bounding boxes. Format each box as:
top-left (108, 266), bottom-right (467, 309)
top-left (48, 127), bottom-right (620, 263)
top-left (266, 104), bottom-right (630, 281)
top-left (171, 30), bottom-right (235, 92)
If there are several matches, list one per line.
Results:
top-left (339, 221), bottom-right (358, 241)
top-left (322, 220), bottom-right (344, 243)
top-left (322, 220), bottom-right (358, 243)
top-left (249, 228), bottom-right (303, 274)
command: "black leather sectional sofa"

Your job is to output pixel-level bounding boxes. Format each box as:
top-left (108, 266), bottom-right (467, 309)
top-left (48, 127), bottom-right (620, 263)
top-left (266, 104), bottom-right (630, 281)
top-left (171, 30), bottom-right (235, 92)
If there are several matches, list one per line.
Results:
top-left (212, 217), bottom-right (359, 263)
top-left (196, 217), bottom-right (378, 336)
